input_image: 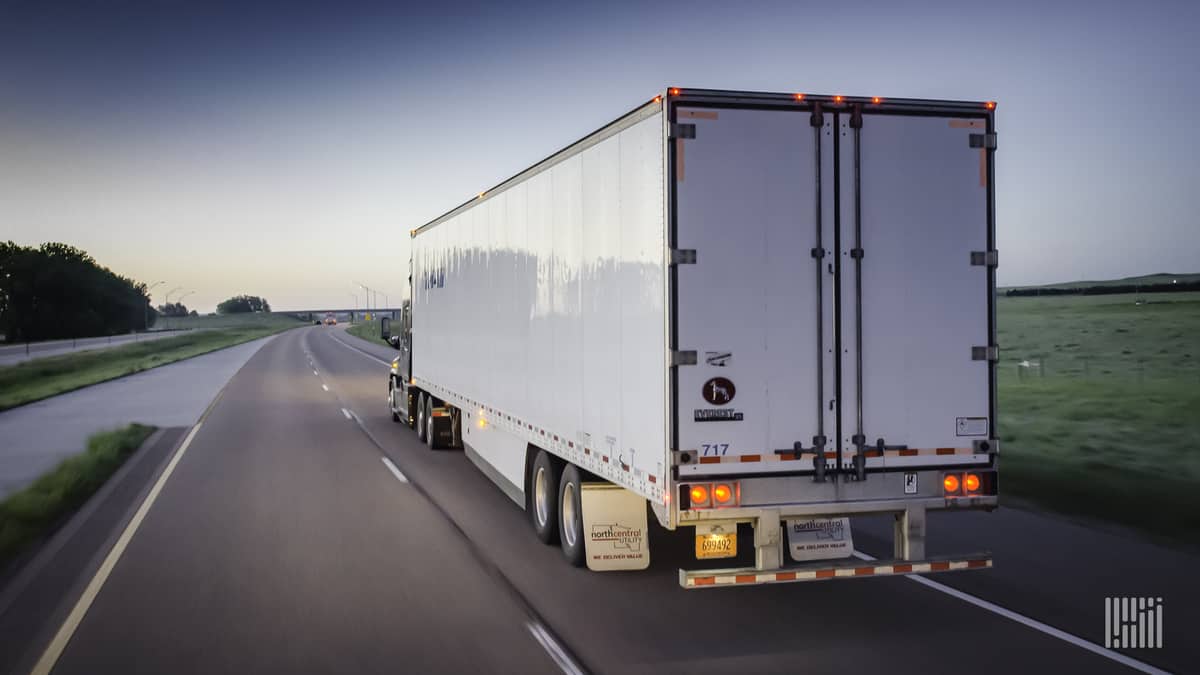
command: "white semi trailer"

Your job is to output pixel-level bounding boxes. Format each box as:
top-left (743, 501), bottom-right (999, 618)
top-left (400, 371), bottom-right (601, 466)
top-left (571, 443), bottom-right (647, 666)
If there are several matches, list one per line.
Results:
top-left (382, 88), bottom-right (1000, 588)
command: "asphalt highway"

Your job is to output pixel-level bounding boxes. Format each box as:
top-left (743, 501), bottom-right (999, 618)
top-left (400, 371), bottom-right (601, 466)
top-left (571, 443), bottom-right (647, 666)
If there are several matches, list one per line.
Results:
top-left (32, 326), bottom-right (1193, 674)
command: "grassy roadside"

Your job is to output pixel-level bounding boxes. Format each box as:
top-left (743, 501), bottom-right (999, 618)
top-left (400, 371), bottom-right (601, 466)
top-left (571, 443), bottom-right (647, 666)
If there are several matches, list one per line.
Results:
top-left (0, 424), bottom-right (155, 570)
top-left (997, 292), bottom-right (1200, 546)
top-left (0, 314), bottom-right (301, 412)
top-left (345, 318), bottom-right (383, 343)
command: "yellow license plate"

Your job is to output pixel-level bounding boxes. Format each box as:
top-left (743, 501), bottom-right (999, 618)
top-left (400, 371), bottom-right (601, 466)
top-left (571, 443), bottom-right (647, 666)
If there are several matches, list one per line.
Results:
top-left (695, 532), bottom-right (737, 559)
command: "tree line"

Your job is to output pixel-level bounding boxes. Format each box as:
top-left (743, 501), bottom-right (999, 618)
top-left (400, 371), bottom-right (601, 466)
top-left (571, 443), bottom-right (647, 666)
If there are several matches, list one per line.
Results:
top-left (1, 241), bottom-right (273, 343)
top-left (1004, 281), bottom-right (1200, 297)
top-left (0, 242), bottom-right (154, 342)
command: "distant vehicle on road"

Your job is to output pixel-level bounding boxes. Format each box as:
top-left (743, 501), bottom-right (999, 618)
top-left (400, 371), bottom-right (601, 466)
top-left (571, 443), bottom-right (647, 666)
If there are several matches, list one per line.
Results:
top-left (382, 88), bottom-right (1000, 587)
top-left (323, 313), bottom-right (337, 326)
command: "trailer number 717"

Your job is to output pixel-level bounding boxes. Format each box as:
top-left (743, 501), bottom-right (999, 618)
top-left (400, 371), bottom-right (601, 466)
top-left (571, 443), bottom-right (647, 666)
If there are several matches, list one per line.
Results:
top-left (701, 443), bottom-right (730, 456)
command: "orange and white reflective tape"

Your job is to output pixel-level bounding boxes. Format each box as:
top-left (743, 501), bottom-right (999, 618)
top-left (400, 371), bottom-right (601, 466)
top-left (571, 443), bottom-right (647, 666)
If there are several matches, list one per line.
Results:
top-left (694, 447), bottom-right (980, 465)
top-left (683, 557), bottom-right (991, 588)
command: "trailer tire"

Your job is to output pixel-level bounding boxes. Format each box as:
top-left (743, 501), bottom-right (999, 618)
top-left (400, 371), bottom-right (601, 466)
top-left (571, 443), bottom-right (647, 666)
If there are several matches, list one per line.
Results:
top-left (415, 391), bottom-right (428, 443)
top-left (558, 464), bottom-right (585, 567)
top-left (530, 451), bottom-right (561, 544)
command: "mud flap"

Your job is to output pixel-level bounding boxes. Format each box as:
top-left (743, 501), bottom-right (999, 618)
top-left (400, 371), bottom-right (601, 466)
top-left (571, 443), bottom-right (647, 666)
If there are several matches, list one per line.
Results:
top-left (580, 484), bottom-right (650, 571)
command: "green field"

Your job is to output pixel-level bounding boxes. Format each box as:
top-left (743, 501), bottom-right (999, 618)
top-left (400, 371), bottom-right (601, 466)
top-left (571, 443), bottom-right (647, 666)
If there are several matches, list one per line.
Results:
top-left (0, 313), bottom-right (302, 411)
top-left (997, 291), bottom-right (1200, 544)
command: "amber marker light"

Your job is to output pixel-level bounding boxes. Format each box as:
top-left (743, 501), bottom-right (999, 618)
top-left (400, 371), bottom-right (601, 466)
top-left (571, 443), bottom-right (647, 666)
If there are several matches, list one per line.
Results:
top-left (713, 484), bottom-right (733, 504)
top-left (652, 95), bottom-right (662, 103)
top-left (964, 473), bottom-right (982, 493)
top-left (943, 474), bottom-right (961, 494)
top-left (690, 485), bottom-right (710, 506)
top-left (794, 93), bottom-right (805, 101)
top-left (833, 95), bottom-right (844, 103)
top-left (872, 96), bottom-right (882, 104)
top-left (670, 88), bottom-right (680, 95)
top-left (985, 101), bottom-right (996, 110)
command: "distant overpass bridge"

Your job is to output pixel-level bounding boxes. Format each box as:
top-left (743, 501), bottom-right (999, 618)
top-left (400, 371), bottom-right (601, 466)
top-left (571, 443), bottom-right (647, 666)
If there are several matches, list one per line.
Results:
top-left (283, 309), bottom-right (398, 323)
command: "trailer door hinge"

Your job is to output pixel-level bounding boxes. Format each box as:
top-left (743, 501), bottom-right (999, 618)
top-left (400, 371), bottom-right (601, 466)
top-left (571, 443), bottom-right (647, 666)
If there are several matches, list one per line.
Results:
top-left (970, 250), bottom-right (999, 267)
top-left (969, 133), bottom-right (997, 150)
top-left (671, 350), bottom-right (698, 366)
top-left (669, 248), bottom-right (697, 265)
top-left (670, 123), bottom-right (696, 140)
top-left (971, 345), bottom-right (999, 361)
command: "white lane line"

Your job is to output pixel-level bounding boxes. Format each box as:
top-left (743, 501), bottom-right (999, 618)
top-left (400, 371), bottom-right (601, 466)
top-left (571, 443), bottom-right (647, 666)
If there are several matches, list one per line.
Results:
top-left (313, 369), bottom-right (319, 376)
top-left (341, 408), bottom-right (353, 420)
top-left (381, 457), bottom-right (408, 483)
top-left (326, 332), bottom-right (391, 366)
top-left (31, 423), bottom-right (204, 675)
top-left (321, 384), bottom-right (329, 392)
top-left (851, 551), bottom-right (1169, 675)
top-left (527, 621), bottom-right (584, 675)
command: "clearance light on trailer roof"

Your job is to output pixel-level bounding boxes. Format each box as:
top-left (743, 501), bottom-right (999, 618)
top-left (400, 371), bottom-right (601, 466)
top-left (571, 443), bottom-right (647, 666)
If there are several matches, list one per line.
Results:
top-left (985, 101), bottom-right (996, 110)
top-left (833, 95), bottom-right (844, 103)
top-left (794, 93), bottom-right (805, 101)
top-left (653, 95), bottom-right (662, 103)
top-left (872, 96), bottom-right (883, 104)
top-left (670, 88), bottom-right (680, 96)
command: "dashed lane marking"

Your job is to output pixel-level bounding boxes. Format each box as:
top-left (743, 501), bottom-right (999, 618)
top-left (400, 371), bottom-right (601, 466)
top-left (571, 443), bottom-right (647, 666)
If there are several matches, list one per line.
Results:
top-left (527, 621), bottom-right (585, 675)
top-left (381, 457), bottom-right (408, 483)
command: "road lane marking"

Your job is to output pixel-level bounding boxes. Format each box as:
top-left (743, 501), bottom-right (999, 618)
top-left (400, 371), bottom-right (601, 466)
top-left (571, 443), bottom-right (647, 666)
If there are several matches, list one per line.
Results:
top-left (851, 551), bottom-right (1169, 675)
top-left (31, 423), bottom-right (204, 675)
top-left (527, 621), bottom-right (584, 675)
top-left (321, 384), bottom-right (329, 392)
top-left (326, 332), bottom-right (391, 366)
top-left (381, 457), bottom-right (408, 483)
top-left (341, 408), bottom-right (353, 420)
top-left (313, 369), bottom-right (319, 376)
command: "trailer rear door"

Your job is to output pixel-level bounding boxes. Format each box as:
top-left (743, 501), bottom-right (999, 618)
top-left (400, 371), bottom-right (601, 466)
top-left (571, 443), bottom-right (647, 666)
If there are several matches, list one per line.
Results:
top-left (673, 102), bottom-right (995, 478)
top-left (673, 106), bottom-right (836, 476)
top-left (836, 113), bottom-right (994, 471)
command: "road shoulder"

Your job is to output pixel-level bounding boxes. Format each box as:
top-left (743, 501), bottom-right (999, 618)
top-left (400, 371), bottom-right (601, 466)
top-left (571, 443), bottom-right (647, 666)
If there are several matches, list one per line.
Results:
top-left (0, 427), bottom-right (188, 675)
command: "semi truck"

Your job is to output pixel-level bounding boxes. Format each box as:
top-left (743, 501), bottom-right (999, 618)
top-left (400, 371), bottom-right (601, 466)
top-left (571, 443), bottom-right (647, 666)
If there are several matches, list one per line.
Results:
top-left (381, 88), bottom-right (1000, 588)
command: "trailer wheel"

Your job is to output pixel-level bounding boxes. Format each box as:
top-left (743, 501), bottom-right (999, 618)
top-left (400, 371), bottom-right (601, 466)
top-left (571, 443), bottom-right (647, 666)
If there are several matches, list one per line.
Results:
top-left (415, 391), bottom-right (428, 443)
top-left (425, 396), bottom-right (441, 450)
top-left (388, 380), bottom-right (401, 422)
top-left (558, 464), bottom-right (585, 567)
top-left (530, 451), bottom-right (561, 544)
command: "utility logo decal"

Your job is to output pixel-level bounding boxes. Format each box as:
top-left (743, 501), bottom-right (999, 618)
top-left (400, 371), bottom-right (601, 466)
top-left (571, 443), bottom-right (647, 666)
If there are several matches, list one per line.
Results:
top-left (702, 377), bottom-right (735, 405)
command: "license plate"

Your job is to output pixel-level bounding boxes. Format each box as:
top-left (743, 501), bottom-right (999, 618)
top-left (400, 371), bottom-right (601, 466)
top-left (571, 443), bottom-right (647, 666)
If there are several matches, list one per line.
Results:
top-left (695, 532), bottom-right (737, 559)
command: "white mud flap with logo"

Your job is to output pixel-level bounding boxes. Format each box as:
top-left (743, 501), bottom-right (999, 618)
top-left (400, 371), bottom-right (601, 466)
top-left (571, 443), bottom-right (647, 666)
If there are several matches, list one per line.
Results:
top-left (581, 483), bottom-right (650, 571)
top-left (786, 517), bottom-right (853, 562)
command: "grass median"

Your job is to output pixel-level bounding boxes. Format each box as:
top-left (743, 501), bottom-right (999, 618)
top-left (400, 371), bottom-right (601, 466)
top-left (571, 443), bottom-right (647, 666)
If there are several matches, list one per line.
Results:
top-left (0, 423), bottom-right (155, 570)
top-left (0, 314), bottom-right (301, 412)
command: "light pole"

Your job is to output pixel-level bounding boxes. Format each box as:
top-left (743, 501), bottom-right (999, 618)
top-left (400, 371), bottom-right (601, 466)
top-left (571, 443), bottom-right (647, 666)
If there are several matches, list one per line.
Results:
top-left (145, 280), bottom-right (164, 332)
top-left (349, 293), bottom-right (358, 322)
top-left (165, 286), bottom-right (183, 308)
top-left (355, 282), bottom-right (375, 314)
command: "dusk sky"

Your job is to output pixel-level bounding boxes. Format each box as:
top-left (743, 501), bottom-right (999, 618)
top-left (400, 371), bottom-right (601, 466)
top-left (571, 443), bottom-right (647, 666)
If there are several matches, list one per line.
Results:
top-left (2, 0), bottom-right (1197, 312)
